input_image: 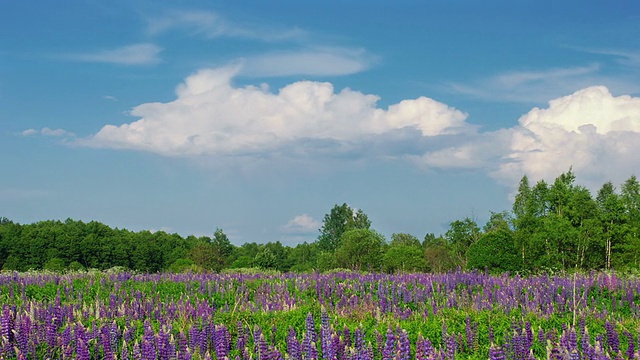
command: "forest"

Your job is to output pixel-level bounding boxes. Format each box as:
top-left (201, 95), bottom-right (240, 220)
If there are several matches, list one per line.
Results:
top-left (1, 169), bottom-right (639, 274)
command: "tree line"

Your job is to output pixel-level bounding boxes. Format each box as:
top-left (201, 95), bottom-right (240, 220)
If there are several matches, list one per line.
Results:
top-left (1, 170), bottom-right (639, 274)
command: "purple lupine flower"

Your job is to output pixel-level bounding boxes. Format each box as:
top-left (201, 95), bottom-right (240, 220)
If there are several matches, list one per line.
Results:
top-left (141, 327), bottom-right (157, 360)
top-left (177, 331), bottom-right (188, 358)
top-left (354, 327), bottom-right (364, 353)
top-left (444, 334), bottom-right (456, 360)
top-left (524, 322), bottom-right (533, 352)
top-left (624, 330), bottom-right (635, 359)
top-left (343, 326), bottom-right (352, 348)
top-left (605, 321), bottom-right (620, 353)
top-left (382, 327), bottom-right (395, 360)
top-left (76, 338), bottom-right (91, 360)
top-left (60, 325), bottom-right (72, 347)
top-left (121, 340), bottom-right (130, 360)
top-left (214, 325), bottom-right (230, 359)
top-left (236, 323), bottom-right (247, 353)
top-left (333, 333), bottom-right (344, 360)
top-left (568, 350), bottom-right (579, 360)
top-left (464, 316), bottom-right (473, 352)
top-left (102, 325), bottom-right (115, 360)
top-left (306, 313), bottom-right (318, 344)
top-left (303, 314), bottom-right (318, 359)
top-left (398, 329), bottom-right (410, 360)
top-left (567, 327), bottom-right (578, 353)
top-left (537, 327), bottom-right (545, 344)
top-left (110, 321), bottom-right (120, 354)
top-left (416, 334), bottom-right (435, 360)
top-left (257, 333), bottom-right (269, 360)
top-left (287, 327), bottom-right (302, 360)
top-left (254, 325), bottom-right (264, 357)
top-left (157, 327), bottom-right (174, 360)
top-left (488, 344), bottom-right (505, 360)
top-left (320, 311), bottom-right (334, 360)
top-left (133, 341), bottom-right (142, 360)
top-left (188, 326), bottom-right (199, 353)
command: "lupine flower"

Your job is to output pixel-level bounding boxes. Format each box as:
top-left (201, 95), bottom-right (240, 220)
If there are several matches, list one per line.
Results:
top-left (287, 327), bottom-right (302, 360)
top-left (488, 344), bottom-right (505, 360)
top-left (76, 338), bottom-right (90, 360)
top-left (382, 327), bottom-right (395, 360)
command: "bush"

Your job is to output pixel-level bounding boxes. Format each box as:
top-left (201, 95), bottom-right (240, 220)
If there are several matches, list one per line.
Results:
top-left (169, 258), bottom-right (196, 273)
top-left (67, 261), bottom-right (86, 272)
top-left (43, 257), bottom-right (66, 272)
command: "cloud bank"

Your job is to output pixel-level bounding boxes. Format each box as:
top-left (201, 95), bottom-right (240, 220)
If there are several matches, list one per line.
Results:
top-left (494, 86), bottom-right (640, 187)
top-left (82, 65), bottom-right (470, 157)
top-left (78, 64), bottom-right (640, 191)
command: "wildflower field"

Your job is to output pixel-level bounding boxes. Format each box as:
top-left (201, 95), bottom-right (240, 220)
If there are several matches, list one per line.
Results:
top-left (0, 270), bottom-right (639, 359)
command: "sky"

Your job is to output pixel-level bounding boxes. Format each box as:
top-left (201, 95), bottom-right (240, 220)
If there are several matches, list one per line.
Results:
top-left (2, 1), bottom-right (640, 245)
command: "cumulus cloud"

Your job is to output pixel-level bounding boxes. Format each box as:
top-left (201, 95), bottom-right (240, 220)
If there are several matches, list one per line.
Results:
top-left (147, 10), bottom-right (305, 41)
top-left (493, 86), bottom-right (640, 187)
top-left (282, 214), bottom-right (321, 234)
top-left (81, 65), bottom-right (470, 157)
top-left (412, 85), bottom-right (640, 190)
top-left (64, 43), bottom-right (162, 65)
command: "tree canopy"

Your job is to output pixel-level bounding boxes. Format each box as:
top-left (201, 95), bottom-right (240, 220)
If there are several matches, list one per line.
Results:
top-left (2, 170), bottom-right (640, 274)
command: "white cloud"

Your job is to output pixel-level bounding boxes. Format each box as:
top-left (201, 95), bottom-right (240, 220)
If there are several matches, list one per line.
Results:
top-left (23, 127), bottom-right (75, 137)
top-left (416, 129), bottom-right (512, 169)
top-left (41, 127), bottom-right (75, 137)
top-left (21, 129), bottom-right (38, 136)
top-left (147, 10), bottom-right (305, 41)
top-left (413, 85), bottom-right (640, 191)
top-left (241, 47), bottom-right (374, 77)
top-left (282, 214), bottom-right (321, 234)
top-left (450, 64), bottom-right (640, 104)
top-left (572, 47), bottom-right (640, 67)
top-left (493, 86), bottom-right (640, 187)
top-left (65, 43), bottom-right (162, 65)
top-left (450, 64), bottom-right (600, 103)
top-left (80, 65), bottom-right (470, 157)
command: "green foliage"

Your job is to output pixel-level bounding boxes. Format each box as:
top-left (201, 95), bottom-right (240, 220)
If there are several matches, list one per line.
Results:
top-left (445, 217), bottom-right (480, 268)
top-left (316, 251), bottom-right (338, 272)
top-left (254, 248), bottom-right (277, 270)
top-left (335, 229), bottom-right (385, 271)
top-left (468, 228), bottom-right (520, 273)
top-left (423, 235), bottom-right (455, 273)
top-left (3, 170), bottom-right (640, 276)
top-left (383, 242), bottom-right (427, 273)
top-left (67, 261), bottom-right (86, 272)
top-left (43, 257), bottom-right (66, 272)
top-left (169, 258), bottom-right (196, 273)
top-left (230, 256), bottom-right (254, 269)
top-left (317, 203), bottom-right (371, 252)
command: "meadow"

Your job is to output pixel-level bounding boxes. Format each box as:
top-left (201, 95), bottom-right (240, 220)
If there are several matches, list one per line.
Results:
top-left (0, 270), bottom-right (639, 359)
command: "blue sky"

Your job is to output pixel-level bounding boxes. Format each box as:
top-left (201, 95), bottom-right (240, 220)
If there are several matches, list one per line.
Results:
top-left (2, 1), bottom-right (640, 245)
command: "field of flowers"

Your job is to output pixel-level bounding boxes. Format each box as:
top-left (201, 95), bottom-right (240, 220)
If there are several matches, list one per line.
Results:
top-left (0, 270), bottom-right (639, 360)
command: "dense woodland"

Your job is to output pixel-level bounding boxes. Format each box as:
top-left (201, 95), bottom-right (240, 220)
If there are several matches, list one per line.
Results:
top-left (1, 169), bottom-right (640, 274)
